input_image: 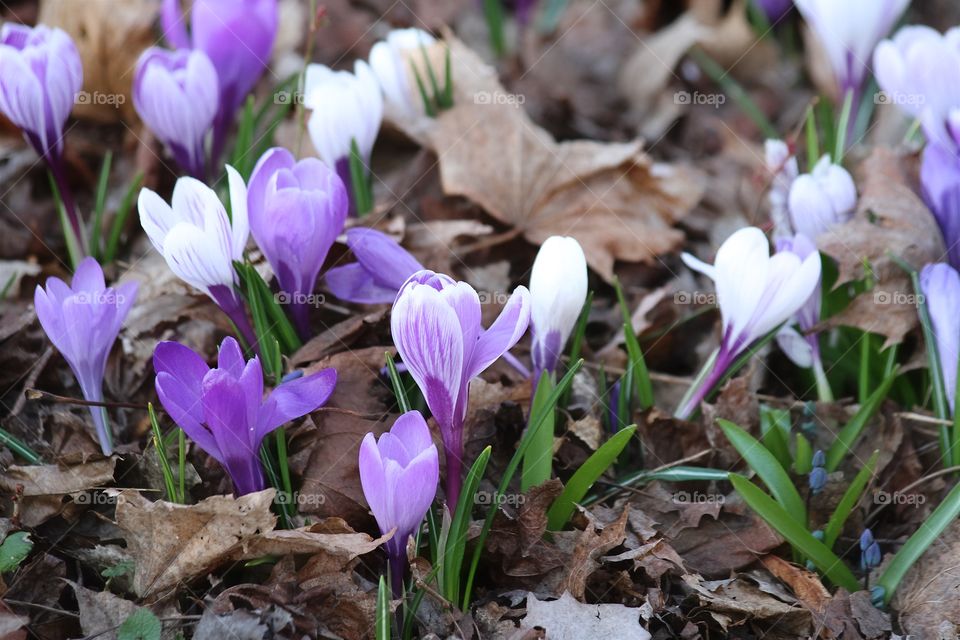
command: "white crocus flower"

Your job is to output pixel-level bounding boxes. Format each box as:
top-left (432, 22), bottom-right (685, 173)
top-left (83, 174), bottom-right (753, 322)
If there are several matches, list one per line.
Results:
top-left (529, 236), bottom-right (588, 377)
top-left (787, 155), bottom-right (857, 240)
top-left (369, 28), bottom-right (437, 115)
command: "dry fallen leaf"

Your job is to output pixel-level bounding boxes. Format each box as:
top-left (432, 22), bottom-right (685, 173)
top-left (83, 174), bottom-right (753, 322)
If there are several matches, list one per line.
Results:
top-left (892, 520), bottom-right (960, 639)
top-left (682, 574), bottom-right (811, 634)
top-left (115, 489), bottom-right (386, 597)
top-left (522, 591), bottom-right (650, 640)
top-left (819, 147), bottom-right (944, 346)
top-left (388, 37), bottom-right (703, 282)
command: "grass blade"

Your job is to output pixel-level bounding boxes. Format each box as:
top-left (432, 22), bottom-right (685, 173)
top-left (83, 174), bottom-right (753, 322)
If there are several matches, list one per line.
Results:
top-left (376, 575), bottom-right (391, 640)
top-left (547, 425), bottom-right (637, 530)
top-left (614, 279), bottom-right (653, 409)
top-left (718, 419), bottom-right (806, 524)
top-left (442, 446), bottom-right (491, 605)
top-left (825, 367), bottom-right (897, 472)
top-left (823, 450), bottom-right (879, 549)
top-left (521, 372), bottom-right (556, 491)
top-left (148, 403), bottom-right (178, 503)
top-left (760, 405), bottom-right (792, 470)
top-left (90, 150), bottom-right (112, 259)
top-left (104, 171), bottom-right (143, 263)
top-left (729, 474), bottom-right (860, 591)
top-left (385, 352), bottom-right (411, 413)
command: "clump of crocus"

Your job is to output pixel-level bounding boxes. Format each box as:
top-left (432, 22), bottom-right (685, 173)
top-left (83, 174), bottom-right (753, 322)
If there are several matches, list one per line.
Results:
top-left (808, 449), bottom-right (827, 495)
top-left (161, 0), bottom-right (278, 162)
top-left (359, 410), bottom-right (439, 595)
top-left (369, 28), bottom-right (437, 116)
top-left (133, 47), bottom-right (219, 179)
top-left (859, 528), bottom-right (881, 572)
top-left (920, 263), bottom-right (960, 412)
top-left (528, 236), bottom-right (588, 379)
top-left (303, 61), bottom-right (383, 211)
top-left (325, 227), bottom-right (423, 304)
top-left (137, 166), bottom-right (255, 345)
top-left (787, 155), bottom-right (857, 240)
top-left (0, 23), bottom-right (86, 254)
top-left (391, 270), bottom-right (530, 507)
top-left (154, 336), bottom-right (336, 495)
top-left (675, 227), bottom-right (821, 419)
top-left (34, 258), bottom-right (138, 454)
top-left (794, 0), bottom-right (909, 113)
top-left (247, 147), bottom-right (349, 336)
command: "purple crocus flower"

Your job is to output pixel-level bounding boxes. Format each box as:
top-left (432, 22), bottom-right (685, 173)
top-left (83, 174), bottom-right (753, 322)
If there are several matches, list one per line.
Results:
top-left (247, 147), bottom-right (349, 336)
top-left (34, 258), bottom-right (138, 454)
top-left (921, 143), bottom-right (960, 270)
top-left (794, 0), bottom-right (909, 112)
top-left (920, 263), bottom-right (960, 412)
top-left (0, 23), bottom-right (86, 254)
top-left (325, 228), bottom-right (423, 304)
top-left (137, 166), bottom-right (255, 345)
top-left (133, 47), bottom-right (219, 179)
top-left (676, 227), bottom-right (821, 419)
top-left (391, 270), bottom-right (530, 507)
top-left (359, 410), bottom-right (438, 595)
top-left (154, 336), bottom-right (336, 495)
top-left (752, 0), bottom-right (793, 23)
top-left (161, 0), bottom-right (278, 162)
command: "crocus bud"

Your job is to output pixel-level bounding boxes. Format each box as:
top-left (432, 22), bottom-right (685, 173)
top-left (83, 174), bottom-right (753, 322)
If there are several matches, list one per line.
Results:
top-left (529, 236), bottom-right (588, 377)
top-left (0, 23), bottom-right (82, 163)
top-left (774, 233), bottom-right (822, 369)
top-left (133, 47), bottom-right (219, 179)
top-left (34, 258), bottom-right (138, 454)
top-left (859, 528), bottom-right (881, 571)
top-left (303, 60), bottom-right (383, 193)
top-left (920, 143), bottom-right (960, 270)
top-left (920, 263), bottom-right (960, 412)
top-left (391, 270), bottom-right (530, 507)
top-left (677, 227), bottom-right (821, 419)
top-left (154, 336), bottom-right (336, 495)
top-left (369, 28), bottom-right (437, 116)
top-left (137, 166), bottom-right (254, 344)
top-left (765, 139), bottom-right (799, 239)
top-left (161, 0), bottom-right (277, 157)
top-left (359, 410), bottom-right (439, 594)
top-left (247, 147), bottom-right (349, 336)
top-left (808, 449), bottom-right (827, 494)
top-left (325, 227), bottom-right (423, 304)
top-left (874, 26), bottom-right (960, 151)
top-left (794, 0), bottom-right (908, 104)
top-left (787, 155), bottom-right (857, 240)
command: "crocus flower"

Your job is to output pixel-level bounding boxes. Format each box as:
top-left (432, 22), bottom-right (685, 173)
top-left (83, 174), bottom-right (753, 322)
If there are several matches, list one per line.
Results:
top-left (774, 234), bottom-right (828, 384)
top-left (794, 0), bottom-right (909, 108)
top-left (359, 410), bottom-right (439, 594)
top-left (859, 528), bottom-right (881, 571)
top-left (154, 336), bottom-right (336, 495)
top-left (751, 0), bottom-right (793, 23)
top-left (808, 449), bottom-right (827, 495)
top-left (133, 47), bottom-right (219, 179)
top-left (247, 147), bottom-right (349, 336)
top-left (391, 270), bottom-right (530, 507)
top-left (766, 139), bottom-right (799, 240)
top-left (137, 166), bottom-right (254, 344)
top-left (0, 23), bottom-right (86, 253)
top-left (528, 236), bottom-right (588, 378)
top-left (676, 227), bottom-right (821, 419)
top-left (303, 60), bottom-right (383, 202)
top-left (369, 28), bottom-right (437, 116)
top-left (920, 263), bottom-right (960, 412)
top-left (161, 0), bottom-right (278, 160)
top-left (787, 155), bottom-right (857, 241)
top-left (921, 143), bottom-right (960, 270)
top-left (34, 258), bottom-right (138, 454)
top-left (874, 26), bottom-right (960, 151)
top-left (325, 227), bottom-right (423, 304)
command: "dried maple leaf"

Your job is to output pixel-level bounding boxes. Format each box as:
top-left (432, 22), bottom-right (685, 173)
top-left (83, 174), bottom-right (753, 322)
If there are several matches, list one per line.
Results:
top-left (387, 37), bottom-right (703, 282)
top-left (522, 591), bottom-right (650, 640)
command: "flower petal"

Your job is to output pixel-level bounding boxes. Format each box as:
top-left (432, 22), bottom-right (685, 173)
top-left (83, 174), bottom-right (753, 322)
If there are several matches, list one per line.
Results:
top-left (467, 286), bottom-right (531, 379)
top-left (258, 367), bottom-right (337, 437)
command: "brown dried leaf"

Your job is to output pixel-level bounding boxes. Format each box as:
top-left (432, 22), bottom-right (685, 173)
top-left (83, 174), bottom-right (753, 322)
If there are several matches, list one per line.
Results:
top-left (760, 555), bottom-right (831, 614)
top-left (0, 458), bottom-right (115, 496)
top-left (819, 148), bottom-right (944, 346)
top-left (115, 490), bottom-right (384, 597)
top-left (71, 582), bottom-right (140, 640)
top-left (559, 509), bottom-right (629, 599)
top-left (892, 520), bottom-right (960, 639)
top-left (682, 574), bottom-right (811, 634)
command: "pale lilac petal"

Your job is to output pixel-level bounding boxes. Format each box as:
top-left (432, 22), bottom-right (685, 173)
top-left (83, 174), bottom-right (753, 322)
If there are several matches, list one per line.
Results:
top-left (359, 432), bottom-right (389, 534)
top-left (468, 286), bottom-right (531, 379)
top-left (202, 368), bottom-right (264, 494)
top-left (777, 325), bottom-right (815, 368)
top-left (326, 263), bottom-right (398, 304)
top-left (225, 165), bottom-right (249, 257)
top-left (216, 336), bottom-right (246, 378)
top-left (257, 367), bottom-right (337, 436)
top-left (921, 263), bottom-right (960, 411)
top-left (346, 227), bottom-right (423, 290)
